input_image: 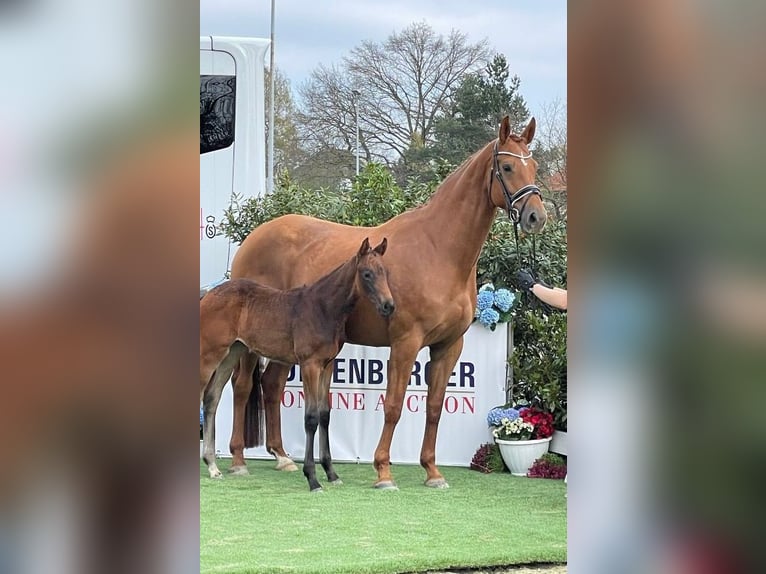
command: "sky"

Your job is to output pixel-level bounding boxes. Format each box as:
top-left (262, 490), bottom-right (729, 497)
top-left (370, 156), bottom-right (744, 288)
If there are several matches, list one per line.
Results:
top-left (200, 0), bottom-right (566, 119)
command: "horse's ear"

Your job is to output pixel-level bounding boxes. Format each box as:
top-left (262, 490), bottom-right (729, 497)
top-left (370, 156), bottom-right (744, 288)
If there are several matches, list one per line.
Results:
top-left (520, 117), bottom-right (536, 145)
top-left (358, 237), bottom-right (371, 256)
top-left (373, 237), bottom-right (387, 256)
top-left (498, 115), bottom-right (511, 144)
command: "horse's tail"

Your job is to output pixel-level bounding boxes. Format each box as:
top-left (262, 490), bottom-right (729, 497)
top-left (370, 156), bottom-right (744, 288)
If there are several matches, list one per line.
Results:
top-left (243, 358), bottom-right (265, 448)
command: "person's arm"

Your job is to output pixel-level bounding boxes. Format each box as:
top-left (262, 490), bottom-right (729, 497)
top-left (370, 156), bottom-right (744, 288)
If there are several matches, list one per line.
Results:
top-left (514, 269), bottom-right (568, 310)
top-left (530, 284), bottom-right (568, 310)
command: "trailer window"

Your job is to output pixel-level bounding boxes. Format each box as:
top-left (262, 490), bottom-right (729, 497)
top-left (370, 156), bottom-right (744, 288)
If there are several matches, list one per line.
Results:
top-left (200, 75), bottom-right (236, 154)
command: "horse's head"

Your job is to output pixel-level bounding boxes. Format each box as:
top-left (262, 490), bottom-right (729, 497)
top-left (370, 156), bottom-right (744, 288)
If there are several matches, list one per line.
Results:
top-left (488, 116), bottom-right (548, 233)
top-left (355, 237), bottom-right (395, 317)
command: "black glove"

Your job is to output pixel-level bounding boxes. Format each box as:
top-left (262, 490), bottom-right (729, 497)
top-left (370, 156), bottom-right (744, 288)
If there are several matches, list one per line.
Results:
top-left (514, 269), bottom-right (537, 291)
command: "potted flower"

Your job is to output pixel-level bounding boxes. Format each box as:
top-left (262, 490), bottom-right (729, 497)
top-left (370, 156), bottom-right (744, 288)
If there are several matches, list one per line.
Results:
top-left (475, 284), bottom-right (516, 331)
top-left (487, 405), bottom-right (554, 476)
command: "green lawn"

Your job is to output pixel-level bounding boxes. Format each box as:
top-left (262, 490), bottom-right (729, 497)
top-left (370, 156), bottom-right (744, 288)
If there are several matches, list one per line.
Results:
top-left (200, 459), bottom-right (566, 574)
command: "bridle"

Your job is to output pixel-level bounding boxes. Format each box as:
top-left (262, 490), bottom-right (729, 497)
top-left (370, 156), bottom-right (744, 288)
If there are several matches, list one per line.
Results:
top-left (488, 140), bottom-right (542, 273)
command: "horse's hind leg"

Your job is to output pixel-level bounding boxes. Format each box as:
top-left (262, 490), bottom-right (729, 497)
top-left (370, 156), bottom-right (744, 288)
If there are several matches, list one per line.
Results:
top-left (261, 361), bottom-right (298, 471)
top-left (202, 345), bottom-right (243, 479)
top-left (420, 337), bottom-right (465, 489)
top-left (202, 373), bottom-right (226, 479)
top-left (317, 363), bottom-right (341, 485)
top-left (228, 352), bottom-right (259, 475)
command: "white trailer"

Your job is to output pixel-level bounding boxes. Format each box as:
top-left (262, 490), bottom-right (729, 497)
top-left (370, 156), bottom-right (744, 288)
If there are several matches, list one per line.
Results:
top-left (199, 36), bottom-right (270, 287)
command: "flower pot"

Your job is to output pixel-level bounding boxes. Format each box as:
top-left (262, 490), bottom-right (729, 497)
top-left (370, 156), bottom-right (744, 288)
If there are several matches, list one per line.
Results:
top-left (495, 437), bottom-right (552, 476)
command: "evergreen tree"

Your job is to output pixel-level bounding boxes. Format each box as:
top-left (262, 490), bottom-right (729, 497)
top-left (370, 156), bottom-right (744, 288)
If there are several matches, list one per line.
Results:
top-left (419, 54), bottom-right (530, 172)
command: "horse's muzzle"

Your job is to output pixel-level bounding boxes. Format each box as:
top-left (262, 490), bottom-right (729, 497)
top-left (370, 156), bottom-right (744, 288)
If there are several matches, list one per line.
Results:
top-left (523, 207), bottom-right (547, 233)
top-left (380, 300), bottom-right (396, 317)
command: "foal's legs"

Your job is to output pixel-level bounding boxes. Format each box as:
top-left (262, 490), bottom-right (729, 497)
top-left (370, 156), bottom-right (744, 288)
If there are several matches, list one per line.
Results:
top-left (200, 345), bottom-right (242, 479)
top-left (420, 337), bottom-right (464, 489)
top-left (261, 361), bottom-right (298, 471)
top-left (373, 338), bottom-right (423, 489)
top-left (201, 371), bottom-right (227, 479)
top-left (228, 352), bottom-right (259, 475)
top-left (300, 361), bottom-right (323, 492)
top-left (317, 363), bottom-right (341, 485)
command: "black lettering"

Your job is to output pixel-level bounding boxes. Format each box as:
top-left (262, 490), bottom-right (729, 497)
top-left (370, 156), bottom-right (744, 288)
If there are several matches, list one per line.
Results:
top-left (459, 362), bottom-right (475, 388)
top-left (349, 358), bottom-right (364, 385)
top-left (410, 361), bottom-right (422, 386)
top-left (368, 359), bottom-right (384, 385)
top-left (333, 358), bottom-right (345, 384)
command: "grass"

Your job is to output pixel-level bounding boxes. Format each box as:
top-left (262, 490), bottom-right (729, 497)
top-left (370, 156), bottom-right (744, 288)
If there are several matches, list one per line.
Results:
top-left (200, 459), bottom-right (566, 574)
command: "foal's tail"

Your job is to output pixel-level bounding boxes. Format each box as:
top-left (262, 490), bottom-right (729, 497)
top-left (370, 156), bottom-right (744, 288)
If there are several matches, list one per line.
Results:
top-left (243, 356), bottom-right (265, 448)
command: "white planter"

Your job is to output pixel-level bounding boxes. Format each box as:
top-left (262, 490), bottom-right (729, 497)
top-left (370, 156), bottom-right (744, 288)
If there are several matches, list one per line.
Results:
top-left (550, 430), bottom-right (568, 456)
top-left (495, 437), bottom-right (552, 476)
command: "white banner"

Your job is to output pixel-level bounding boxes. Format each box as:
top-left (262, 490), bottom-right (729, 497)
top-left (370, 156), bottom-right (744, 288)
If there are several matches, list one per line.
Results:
top-left (213, 323), bottom-right (507, 467)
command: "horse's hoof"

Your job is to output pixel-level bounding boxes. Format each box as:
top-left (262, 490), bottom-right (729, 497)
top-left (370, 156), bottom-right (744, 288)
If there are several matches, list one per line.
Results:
top-left (424, 477), bottom-right (449, 489)
top-left (310, 487), bottom-right (324, 494)
top-left (330, 479), bottom-right (343, 486)
top-left (275, 456), bottom-right (299, 472)
top-left (209, 470), bottom-right (223, 480)
top-left (228, 465), bottom-right (249, 476)
top-left (373, 480), bottom-right (399, 491)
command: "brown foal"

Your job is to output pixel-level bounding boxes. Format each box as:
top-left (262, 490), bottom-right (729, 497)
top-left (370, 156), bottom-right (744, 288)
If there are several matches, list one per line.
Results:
top-left (199, 238), bottom-right (393, 491)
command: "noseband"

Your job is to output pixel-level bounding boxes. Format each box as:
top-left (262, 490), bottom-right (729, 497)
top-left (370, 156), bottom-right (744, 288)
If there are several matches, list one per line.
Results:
top-left (490, 141), bottom-right (541, 223)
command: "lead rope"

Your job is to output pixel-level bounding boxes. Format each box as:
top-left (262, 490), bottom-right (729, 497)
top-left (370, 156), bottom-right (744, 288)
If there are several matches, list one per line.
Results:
top-left (512, 216), bottom-right (537, 277)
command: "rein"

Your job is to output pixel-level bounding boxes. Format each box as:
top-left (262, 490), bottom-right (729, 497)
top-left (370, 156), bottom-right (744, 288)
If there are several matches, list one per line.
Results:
top-left (489, 141), bottom-right (541, 274)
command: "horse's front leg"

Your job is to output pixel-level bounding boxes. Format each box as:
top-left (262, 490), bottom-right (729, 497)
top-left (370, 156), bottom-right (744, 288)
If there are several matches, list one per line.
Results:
top-left (373, 338), bottom-right (422, 490)
top-left (301, 362), bottom-right (323, 492)
top-left (317, 363), bottom-right (341, 485)
top-left (421, 337), bottom-right (465, 489)
top-left (262, 361), bottom-right (298, 471)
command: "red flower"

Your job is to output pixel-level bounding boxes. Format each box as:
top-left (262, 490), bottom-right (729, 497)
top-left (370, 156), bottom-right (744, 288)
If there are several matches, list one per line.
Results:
top-left (519, 407), bottom-right (554, 439)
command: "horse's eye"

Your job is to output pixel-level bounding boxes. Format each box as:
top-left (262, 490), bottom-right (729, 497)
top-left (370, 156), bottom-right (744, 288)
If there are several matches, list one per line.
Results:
top-left (502, 164), bottom-right (512, 172)
top-left (362, 271), bottom-right (373, 280)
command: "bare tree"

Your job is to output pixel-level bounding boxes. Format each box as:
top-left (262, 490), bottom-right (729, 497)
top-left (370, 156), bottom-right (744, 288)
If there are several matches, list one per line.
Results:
top-left (535, 97), bottom-right (567, 219)
top-left (299, 22), bottom-right (490, 168)
top-left (265, 67), bottom-right (303, 175)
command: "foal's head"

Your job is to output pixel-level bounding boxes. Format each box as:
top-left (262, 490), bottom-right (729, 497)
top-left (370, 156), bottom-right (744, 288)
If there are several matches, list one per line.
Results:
top-left (355, 237), bottom-right (395, 317)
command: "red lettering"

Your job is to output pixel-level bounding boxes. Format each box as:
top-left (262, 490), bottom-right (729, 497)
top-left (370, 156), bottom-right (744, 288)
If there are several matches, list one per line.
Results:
top-left (297, 390), bottom-right (305, 409)
top-left (407, 394), bottom-right (421, 412)
top-left (375, 393), bottom-right (386, 411)
top-left (353, 393), bottom-right (365, 410)
top-left (461, 396), bottom-right (475, 414)
top-left (337, 392), bottom-right (350, 409)
top-left (444, 396), bottom-right (458, 414)
top-left (281, 390), bottom-right (294, 408)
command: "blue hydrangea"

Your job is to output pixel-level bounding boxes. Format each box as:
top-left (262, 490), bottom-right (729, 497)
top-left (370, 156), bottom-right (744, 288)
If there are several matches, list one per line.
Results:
top-left (200, 408), bottom-right (204, 427)
top-left (494, 288), bottom-right (515, 312)
top-left (477, 290), bottom-right (495, 310)
top-left (478, 307), bottom-right (500, 327)
top-left (487, 407), bottom-right (520, 426)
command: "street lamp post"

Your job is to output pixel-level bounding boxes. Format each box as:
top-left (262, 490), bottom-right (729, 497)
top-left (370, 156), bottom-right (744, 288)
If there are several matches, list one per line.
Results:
top-left (352, 89), bottom-right (360, 176)
top-left (268, 0), bottom-right (276, 193)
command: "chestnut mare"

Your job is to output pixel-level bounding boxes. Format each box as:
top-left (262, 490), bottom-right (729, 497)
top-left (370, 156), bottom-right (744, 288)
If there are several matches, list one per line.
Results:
top-left (200, 238), bottom-right (393, 491)
top-left (229, 116), bottom-right (547, 489)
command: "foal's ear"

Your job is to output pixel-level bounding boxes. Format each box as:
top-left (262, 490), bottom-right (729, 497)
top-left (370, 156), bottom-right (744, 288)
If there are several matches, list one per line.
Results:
top-left (358, 237), bottom-right (371, 256)
top-left (520, 117), bottom-right (536, 145)
top-left (498, 115), bottom-right (511, 144)
top-left (373, 237), bottom-right (388, 256)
